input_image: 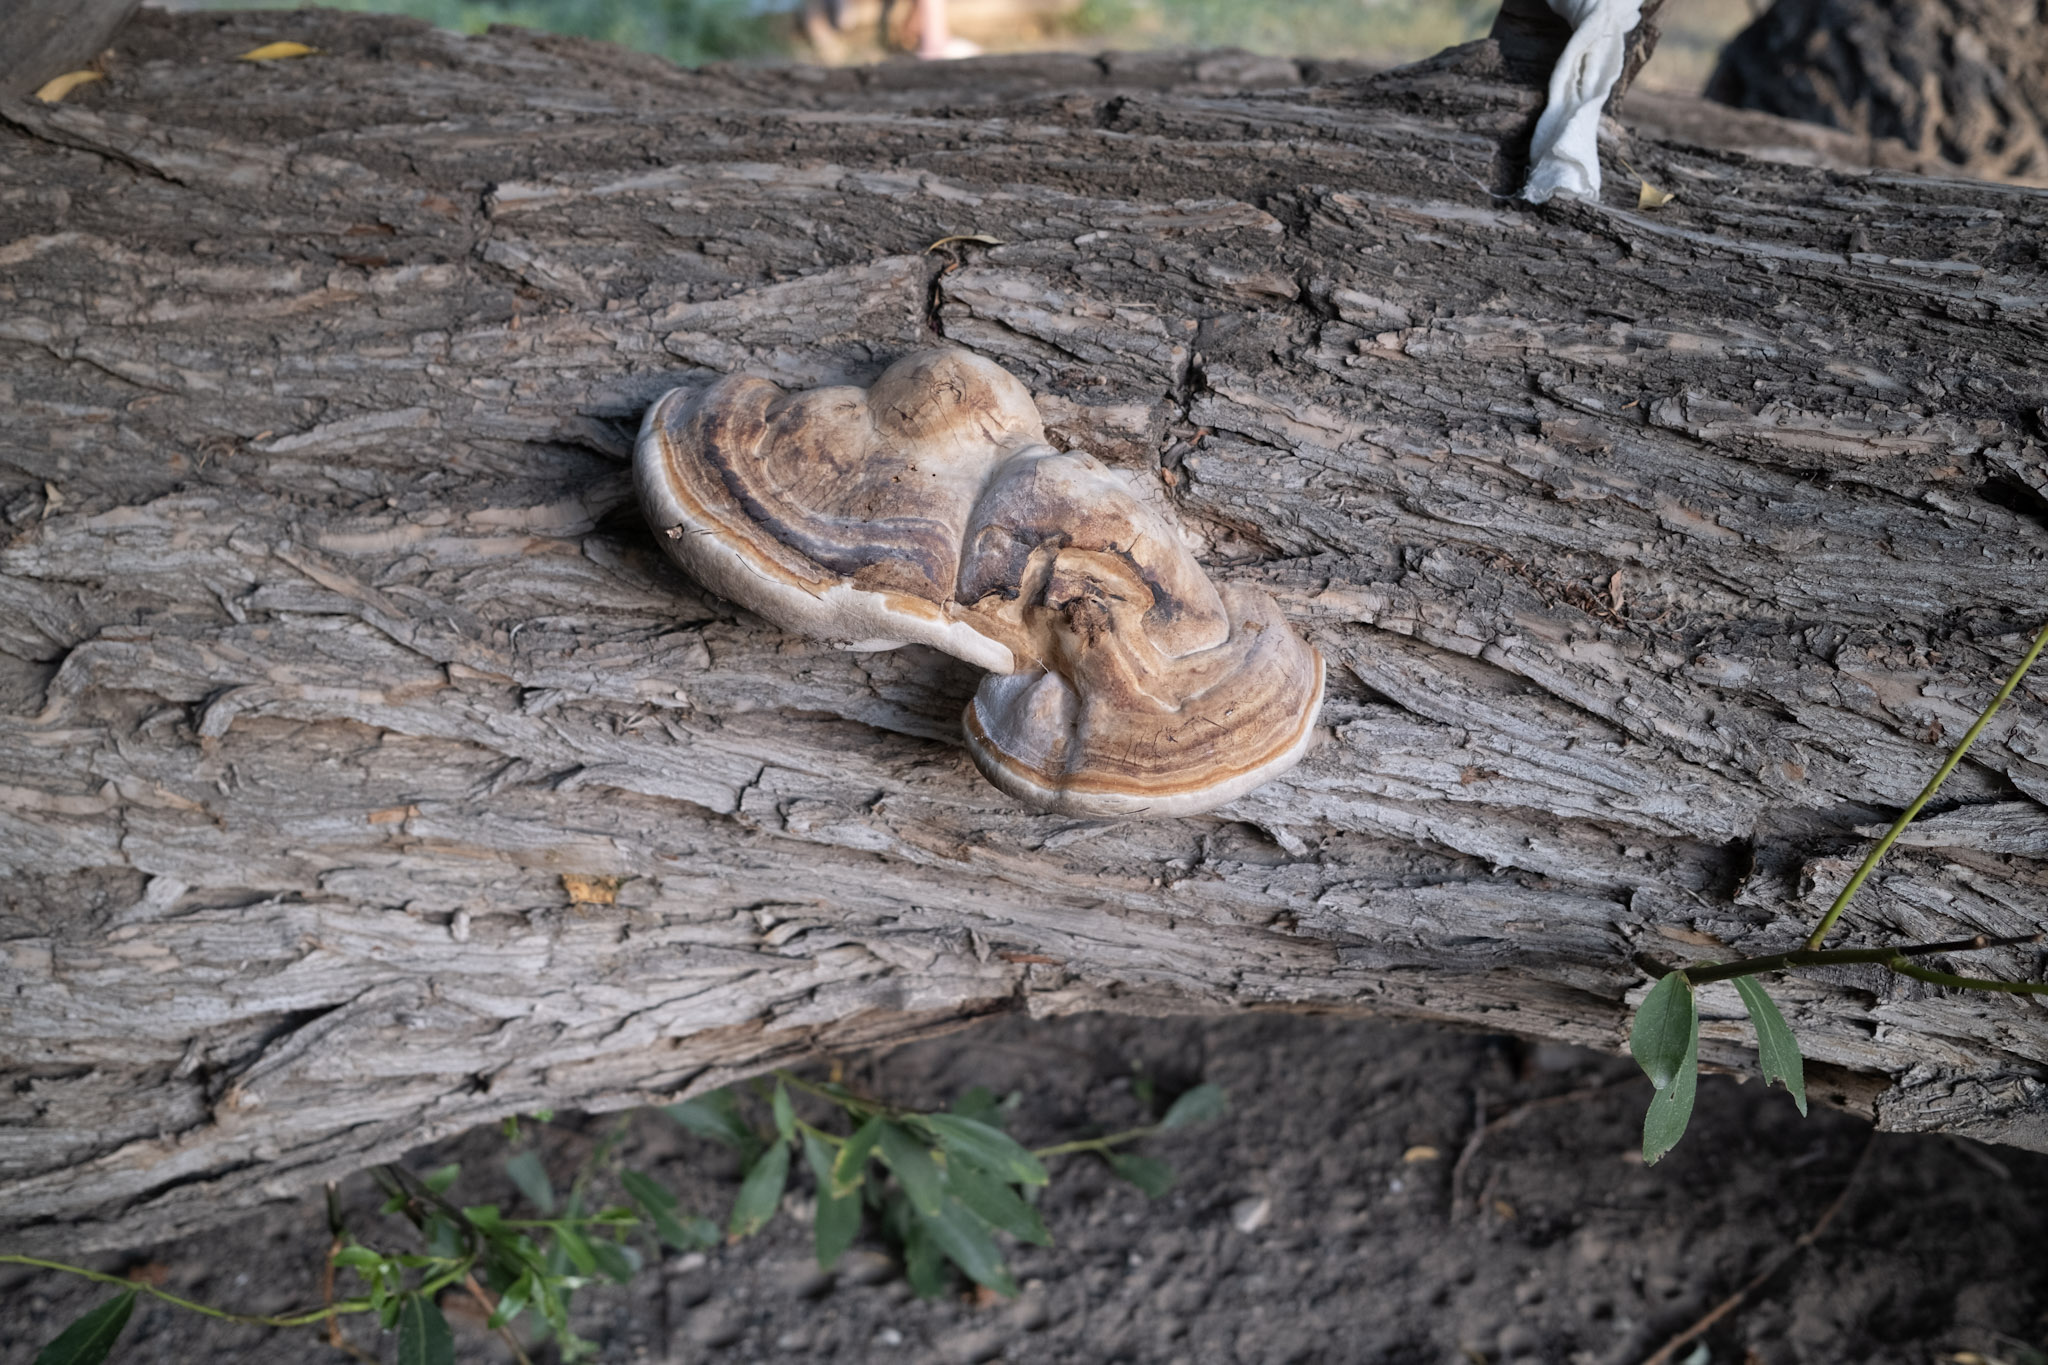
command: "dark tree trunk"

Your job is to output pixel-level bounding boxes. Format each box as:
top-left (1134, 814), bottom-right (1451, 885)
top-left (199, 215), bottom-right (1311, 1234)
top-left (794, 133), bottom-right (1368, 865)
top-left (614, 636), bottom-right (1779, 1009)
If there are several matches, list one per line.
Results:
top-left (1709, 0), bottom-right (2048, 184)
top-left (3, 8), bottom-right (2047, 1255)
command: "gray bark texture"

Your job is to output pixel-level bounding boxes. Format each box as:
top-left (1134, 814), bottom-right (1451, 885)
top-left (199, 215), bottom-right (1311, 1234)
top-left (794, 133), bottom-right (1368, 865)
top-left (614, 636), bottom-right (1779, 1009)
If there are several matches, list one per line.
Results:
top-left (4, 7), bottom-right (2048, 1256)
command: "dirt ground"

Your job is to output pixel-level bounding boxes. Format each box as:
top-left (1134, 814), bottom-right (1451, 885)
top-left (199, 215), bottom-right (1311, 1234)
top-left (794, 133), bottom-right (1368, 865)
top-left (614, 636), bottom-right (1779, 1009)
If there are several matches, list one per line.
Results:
top-left (6, 1012), bottom-right (2046, 1365)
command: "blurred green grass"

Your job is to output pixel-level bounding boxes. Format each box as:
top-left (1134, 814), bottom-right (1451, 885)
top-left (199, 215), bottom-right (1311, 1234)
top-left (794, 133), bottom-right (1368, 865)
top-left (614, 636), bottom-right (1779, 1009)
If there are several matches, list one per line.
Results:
top-left (204, 0), bottom-right (1750, 88)
top-left (1067, 0), bottom-right (1496, 65)
top-left (251, 0), bottom-right (788, 65)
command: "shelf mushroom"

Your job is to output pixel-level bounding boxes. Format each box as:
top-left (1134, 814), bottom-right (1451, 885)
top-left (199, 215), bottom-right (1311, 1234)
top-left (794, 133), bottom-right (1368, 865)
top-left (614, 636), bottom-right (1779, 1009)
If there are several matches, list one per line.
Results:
top-left (635, 348), bottom-right (1323, 816)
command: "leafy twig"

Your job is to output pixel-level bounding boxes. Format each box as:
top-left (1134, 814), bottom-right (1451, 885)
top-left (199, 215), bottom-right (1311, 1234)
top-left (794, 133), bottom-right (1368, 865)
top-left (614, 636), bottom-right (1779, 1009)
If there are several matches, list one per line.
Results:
top-left (0, 1253), bottom-right (372, 1328)
top-left (1677, 933), bottom-right (2046, 989)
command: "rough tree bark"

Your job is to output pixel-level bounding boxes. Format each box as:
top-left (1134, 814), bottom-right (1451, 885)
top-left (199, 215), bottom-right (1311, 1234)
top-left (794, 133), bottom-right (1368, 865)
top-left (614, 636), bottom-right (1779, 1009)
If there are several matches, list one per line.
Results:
top-left (3, 8), bottom-right (2047, 1255)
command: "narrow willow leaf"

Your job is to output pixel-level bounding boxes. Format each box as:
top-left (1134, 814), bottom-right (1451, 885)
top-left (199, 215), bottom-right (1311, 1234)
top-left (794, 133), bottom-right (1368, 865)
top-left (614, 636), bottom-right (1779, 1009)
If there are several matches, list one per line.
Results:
top-left (730, 1140), bottom-right (791, 1239)
top-left (622, 1170), bottom-right (716, 1250)
top-left (803, 1131), bottom-right (862, 1268)
top-left (487, 1272), bottom-right (533, 1330)
top-left (949, 1085), bottom-right (1003, 1126)
top-left (1106, 1152), bottom-right (1175, 1198)
top-left (897, 1200), bottom-right (947, 1298)
top-left (877, 1122), bottom-right (946, 1216)
top-left (421, 1162), bottom-right (462, 1195)
top-left (34, 1291), bottom-right (134, 1365)
top-left (831, 1117), bottom-right (884, 1198)
top-left (1731, 975), bottom-right (1808, 1115)
top-left (772, 1081), bottom-right (796, 1143)
top-left (589, 1237), bottom-right (640, 1284)
top-left (917, 1113), bottom-right (1048, 1186)
top-left (666, 1090), bottom-right (760, 1158)
top-left (505, 1149), bottom-right (555, 1214)
top-left (945, 1158), bottom-right (1051, 1245)
top-left (1641, 1011), bottom-right (1700, 1165)
top-left (1630, 972), bottom-right (1696, 1090)
top-left (333, 1244), bottom-right (384, 1271)
top-left (919, 1199), bottom-right (1018, 1296)
top-left (554, 1225), bottom-right (599, 1276)
top-left (1159, 1082), bottom-right (1227, 1131)
top-left (396, 1293), bottom-right (455, 1365)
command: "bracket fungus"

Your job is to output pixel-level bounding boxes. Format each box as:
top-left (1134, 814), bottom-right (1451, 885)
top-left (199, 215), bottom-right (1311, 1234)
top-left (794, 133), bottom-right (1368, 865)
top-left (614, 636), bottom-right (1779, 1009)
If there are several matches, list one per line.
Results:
top-left (635, 348), bottom-right (1323, 816)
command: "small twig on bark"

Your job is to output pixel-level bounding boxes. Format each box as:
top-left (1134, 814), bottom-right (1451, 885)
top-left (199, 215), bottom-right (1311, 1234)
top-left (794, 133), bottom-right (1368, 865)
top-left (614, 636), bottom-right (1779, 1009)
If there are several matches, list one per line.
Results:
top-left (1637, 1134), bottom-right (1876, 1365)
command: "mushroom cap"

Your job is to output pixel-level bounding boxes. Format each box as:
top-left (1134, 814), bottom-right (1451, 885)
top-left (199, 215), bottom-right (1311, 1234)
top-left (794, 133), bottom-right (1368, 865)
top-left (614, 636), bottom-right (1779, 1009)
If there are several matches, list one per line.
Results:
top-left (963, 578), bottom-right (1325, 817)
top-left (636, 347), bottom-right (1325, 817)
top-left (635, 349), bottom-right (1045, 674)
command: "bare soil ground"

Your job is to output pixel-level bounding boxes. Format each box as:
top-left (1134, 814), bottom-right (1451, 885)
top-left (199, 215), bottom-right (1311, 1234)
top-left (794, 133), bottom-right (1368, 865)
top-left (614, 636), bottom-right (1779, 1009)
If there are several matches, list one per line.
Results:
top-left (6, 1013), bottom-right (2046, 1365)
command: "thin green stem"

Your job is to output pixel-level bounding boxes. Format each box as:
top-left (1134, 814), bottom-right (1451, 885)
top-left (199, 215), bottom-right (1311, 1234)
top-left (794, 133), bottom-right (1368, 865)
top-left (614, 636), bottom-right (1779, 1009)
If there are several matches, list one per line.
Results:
top-left (1031, 1124), bottom-right (1161, 1159)
top-left (1885, 957), bottom-right (2048, 995)
top-left (775, 1070), bottom-right (880, 1117)
top-left (1680, 932), bottom-right (2043, 987)
top-left (0, 1253), bottom-right (374, 1327)
top-left (1805, 619), bottom-right (2048, 950)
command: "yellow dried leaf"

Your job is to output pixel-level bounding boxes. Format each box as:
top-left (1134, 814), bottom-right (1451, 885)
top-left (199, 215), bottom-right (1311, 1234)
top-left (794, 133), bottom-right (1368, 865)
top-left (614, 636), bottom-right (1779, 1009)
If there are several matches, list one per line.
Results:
top-left (925, 233), bottom-right (1005, 253)
top-left (239, 41), bottom-right (320, 62)
top-left (1401, 1145), bottom-right (1441, 1163)
top-left (562, 873), bottom-right (622, 906)
top-left (1637, 179), bottom-right (1678, 211)
top-left (34, 70), bottom-right (103, 103)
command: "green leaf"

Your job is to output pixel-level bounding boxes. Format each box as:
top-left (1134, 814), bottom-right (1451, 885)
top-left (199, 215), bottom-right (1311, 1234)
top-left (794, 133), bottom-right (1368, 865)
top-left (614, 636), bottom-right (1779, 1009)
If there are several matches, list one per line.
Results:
top-left (803, 1131), bottom-right (862, 1269)
top-left (730, 1140), bottom-right (791, 1239)
top-left (1630, 972), bottom-right (1696, 1090)
top-left (396, 1293), bottom-right (455, 1365)
top-left (877, 1122), bottom-right (946, 1217)
top-left (945, 1158), bottom-right (1051, 1245)
top-left (333, 1244), bottom-right (384, 1271)
top-left (422, 1212), bottom-right (464, 1259)
top-left (831, 1116), bottom-right (885, 1198)
top-left (505, 1149), bottom-right (555, 1214)
top-left (621, 1169), bottom-right (717, 1250)
top-left (1641, 1002), bottom-right (1701, 1165)
top-left (554, 1225), bottom-right (600, 1277)
top-left (1159, 1082), bottom-right (1227, 1130)
top-left (916, 1113), bottom-right (1048, 1186)
top-left (421, 1162), bottom-right (462, 1195)
top-left (919, 1198), bottom-right (1018, 1297)
top-left (487, 1272), bottom-right (533, 1330)
top-left (1733, 975), bottom-right (1808, 1117)
top-left (772, 1080), bottom-right (796, 1142)
top-left (589, 1237), bottom-right (641, 1284)
top-left (1106, 1152), bottom-right (1174, 1198)
top-left (949, 1085), bottom-right (1003, 1127)
top-left (34, 1290), bottom-right (135, 1365)
top-left (896, 1198), bottom-right (947, 1298)
top-left (665, 1090), bottom-right (760, 1158)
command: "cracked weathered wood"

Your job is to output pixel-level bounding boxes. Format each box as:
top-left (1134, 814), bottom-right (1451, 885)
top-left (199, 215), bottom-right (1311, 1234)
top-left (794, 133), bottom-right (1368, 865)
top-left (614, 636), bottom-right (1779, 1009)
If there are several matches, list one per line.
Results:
top-left (3, 8), bottom-right (2047, 1255)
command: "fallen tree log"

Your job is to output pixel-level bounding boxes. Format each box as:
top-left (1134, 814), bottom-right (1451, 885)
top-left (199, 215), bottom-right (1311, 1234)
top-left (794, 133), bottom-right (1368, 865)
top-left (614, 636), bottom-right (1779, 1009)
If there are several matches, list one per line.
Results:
top-left (3, 7), bottom-right (2047, 1256)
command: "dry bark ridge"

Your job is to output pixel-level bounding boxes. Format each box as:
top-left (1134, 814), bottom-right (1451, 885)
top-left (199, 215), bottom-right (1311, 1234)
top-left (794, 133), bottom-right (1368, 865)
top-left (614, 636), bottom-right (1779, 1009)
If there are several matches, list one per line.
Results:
top-left (2, 8), bottom-right (2046, 1254)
